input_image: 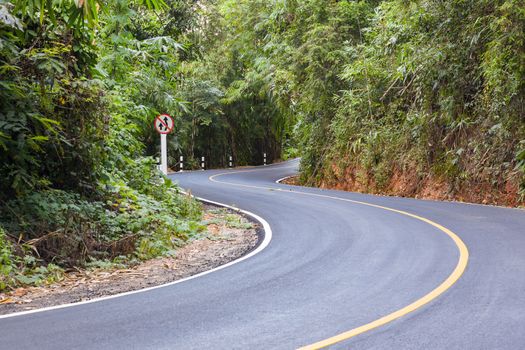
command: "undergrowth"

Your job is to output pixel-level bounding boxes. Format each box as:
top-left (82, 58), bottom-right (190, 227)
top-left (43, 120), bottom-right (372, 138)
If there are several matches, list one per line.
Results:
top-left (0, 177), bottom-right (205, 292)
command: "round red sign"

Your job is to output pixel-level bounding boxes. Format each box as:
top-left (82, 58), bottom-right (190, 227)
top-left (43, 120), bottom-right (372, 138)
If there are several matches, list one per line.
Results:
top-left (155, 114), bottom-right (174, 134)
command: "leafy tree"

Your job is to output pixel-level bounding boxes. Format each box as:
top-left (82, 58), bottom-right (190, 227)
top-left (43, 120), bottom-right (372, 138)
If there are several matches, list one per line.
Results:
top-left (0, 0), bottom-right (203, 290)
top-left (202, 0), bottom-right (524, 202)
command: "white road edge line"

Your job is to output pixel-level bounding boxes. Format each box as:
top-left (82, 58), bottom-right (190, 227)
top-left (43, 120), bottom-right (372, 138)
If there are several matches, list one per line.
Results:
top-left (0, 194), bottom-right (272, 320)
top-left (275, 175), bottom-right (293, 184)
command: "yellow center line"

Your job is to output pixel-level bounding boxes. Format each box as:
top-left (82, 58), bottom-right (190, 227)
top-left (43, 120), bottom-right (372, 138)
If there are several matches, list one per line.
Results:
top-left (209, 169), bottom-right (469, 349)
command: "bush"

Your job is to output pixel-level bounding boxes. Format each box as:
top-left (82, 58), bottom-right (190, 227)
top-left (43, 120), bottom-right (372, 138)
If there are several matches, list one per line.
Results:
top-left (0, 226), bottom-right (16, 290)
top-left (0, 174), bottom-right (203, 270)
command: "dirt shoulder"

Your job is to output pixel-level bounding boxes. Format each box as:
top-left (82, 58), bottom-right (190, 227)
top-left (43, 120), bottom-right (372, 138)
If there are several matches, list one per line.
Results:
top-left (0, 205), bottom-right (259, 315)
top-left (283, 173), bottom-right (523, 208)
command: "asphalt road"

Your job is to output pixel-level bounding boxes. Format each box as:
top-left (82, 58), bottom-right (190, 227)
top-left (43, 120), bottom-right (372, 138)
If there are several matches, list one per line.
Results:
top-left (1, 159), bottom-right (525, 349)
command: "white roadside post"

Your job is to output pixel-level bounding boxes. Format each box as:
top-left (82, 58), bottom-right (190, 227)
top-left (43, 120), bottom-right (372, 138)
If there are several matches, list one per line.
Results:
top-left (154, 114), bottom-right (174, 176)
top-left (160, 134), bottom-right (168, 174)
top-left (229, 155), bottom-right (233, 168)
top-left (180, 155), bottom-right (184, 172)
top-left (201, 156), bottom-right (205, 170)
top-left (263, 153), bottom-right (267, 166)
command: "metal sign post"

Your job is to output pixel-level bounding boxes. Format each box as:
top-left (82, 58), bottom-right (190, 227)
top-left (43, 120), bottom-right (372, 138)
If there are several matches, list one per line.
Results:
top-left (154, 114), bottom-right (174, 175)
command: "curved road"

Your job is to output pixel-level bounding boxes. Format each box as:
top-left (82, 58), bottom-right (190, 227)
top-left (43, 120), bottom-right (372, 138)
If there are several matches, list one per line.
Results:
top-left (2, 159), bottom-right (525, 349)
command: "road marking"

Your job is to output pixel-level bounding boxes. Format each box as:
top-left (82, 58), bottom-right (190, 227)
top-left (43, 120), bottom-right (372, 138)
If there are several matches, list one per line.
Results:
top-left (209, 168), bottom-right (469, 349)
top-left (275, 175), bottom-right (294, 184)
top-left (0, 194), bottom-right (273, 320)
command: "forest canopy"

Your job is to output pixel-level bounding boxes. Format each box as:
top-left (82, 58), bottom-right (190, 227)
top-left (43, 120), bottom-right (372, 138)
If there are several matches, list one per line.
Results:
top-left (200, 0), bottom-right (525, 204)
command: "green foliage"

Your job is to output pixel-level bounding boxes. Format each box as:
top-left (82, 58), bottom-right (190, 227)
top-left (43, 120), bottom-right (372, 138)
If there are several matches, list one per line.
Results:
top-left (517, 141), bottom-right (525, 198)
top-left (0, 0), bottom-right (207, 290)
top-left (0, 0), bottom-right (106, 198)
top-left (206, 0), bottom-right (524, 200)
top-left (202, 208), bottom-right (254, 230)
top-left (0, 226), bottom-right (16, 290)
top-left (321, 0), bottom-right (525, 196)
top-left (14, 262), bottom-right (64, 287)
top-left (0, 225), bottom-right (67, 291)
top-left (223, 214), bottom-right (253, 230)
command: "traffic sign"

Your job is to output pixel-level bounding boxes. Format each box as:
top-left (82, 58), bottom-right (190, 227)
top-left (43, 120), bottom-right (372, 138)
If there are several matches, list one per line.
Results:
top-left (155, 114), bottom-right (174, 134)
top-left (155, 114), bottom-right (174, 175)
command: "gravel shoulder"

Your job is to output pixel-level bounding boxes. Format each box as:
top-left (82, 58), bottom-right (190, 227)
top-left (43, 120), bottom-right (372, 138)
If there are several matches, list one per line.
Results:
top-left (0, 204), bottom-right (259, 315)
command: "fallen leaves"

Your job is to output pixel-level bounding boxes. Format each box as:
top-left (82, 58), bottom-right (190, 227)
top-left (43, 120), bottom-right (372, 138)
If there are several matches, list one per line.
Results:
top-left (0, 297), bottom-right (13, 304)
top-left (0, 206), bottom-right (257, 315)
